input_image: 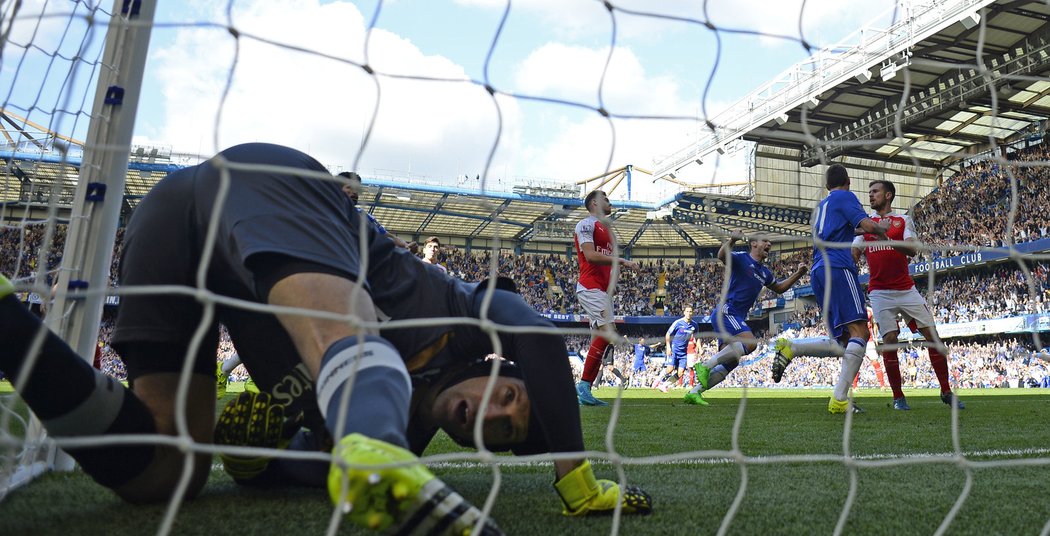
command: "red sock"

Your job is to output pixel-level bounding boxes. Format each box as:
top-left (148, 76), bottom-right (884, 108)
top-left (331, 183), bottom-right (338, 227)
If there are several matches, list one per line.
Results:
top-left (873, 360), bottom-right (886, 388)
top-left (582, 336), bottom-right (608, 383)
top-left (928, 347), bottom-right (952, 394)
top-left (689, 368), bottom-right (696, 386)
top-left (882, 350), bottom-right (905, 399)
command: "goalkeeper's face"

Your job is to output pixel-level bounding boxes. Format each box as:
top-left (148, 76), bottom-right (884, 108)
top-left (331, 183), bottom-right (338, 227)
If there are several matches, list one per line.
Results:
top-left (431, 376), bottom-right (531, 450)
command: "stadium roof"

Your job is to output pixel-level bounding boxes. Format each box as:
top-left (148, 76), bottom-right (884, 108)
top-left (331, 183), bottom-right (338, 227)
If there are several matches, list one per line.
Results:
top-left (655, 0), bottom-right (1050, 176)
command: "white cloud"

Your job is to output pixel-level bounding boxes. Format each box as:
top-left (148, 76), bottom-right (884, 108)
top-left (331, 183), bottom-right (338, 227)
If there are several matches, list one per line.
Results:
top-left (513, 43), bottom-right (685, 115)
top-left (146, 0), bottom-right (522, 186)
top-left (136, 0), bottom-right (897, 202)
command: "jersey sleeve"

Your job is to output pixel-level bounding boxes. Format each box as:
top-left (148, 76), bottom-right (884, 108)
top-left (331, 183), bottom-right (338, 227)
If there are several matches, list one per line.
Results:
top-left (574, 218), bottom-right (594, 246)
top-left (763, 267), bottom-right (776, 288)
top-left (665, 320), bottom-right (679, 338)
top-left (901, 215), bottom-right (916, 240)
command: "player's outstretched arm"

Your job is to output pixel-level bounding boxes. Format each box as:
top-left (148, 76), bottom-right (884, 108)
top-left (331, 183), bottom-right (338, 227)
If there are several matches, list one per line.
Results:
top-left (553, 459), bottom-right (653, 516)
top-left (717, 230), bottom-right (744, 263)
top-left (769, 262), bottom-right (808, 294)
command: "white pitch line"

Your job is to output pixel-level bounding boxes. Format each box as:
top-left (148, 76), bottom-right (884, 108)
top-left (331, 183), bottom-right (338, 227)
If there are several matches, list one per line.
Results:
top-left (425, 447), bottom-right (1050, 469)
top-left (211, 447), bottom-right (1050, 472)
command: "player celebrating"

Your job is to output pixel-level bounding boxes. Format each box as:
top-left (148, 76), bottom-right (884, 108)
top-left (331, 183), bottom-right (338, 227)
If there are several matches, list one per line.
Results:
top-left (852, 179), bottom-right (964, 410)
top-left (771, 164), bottom-right (888, 414)
top-left (573, 190), bottom-right (639, 406)
top-left (656, 307), bottom-right (699, 392)
top-left (684, 232), bottom-right (807, 406)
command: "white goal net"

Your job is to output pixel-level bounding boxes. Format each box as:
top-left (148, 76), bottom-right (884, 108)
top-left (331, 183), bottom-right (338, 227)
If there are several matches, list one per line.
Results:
top-left (2, 1), bottom-right (1050, 535)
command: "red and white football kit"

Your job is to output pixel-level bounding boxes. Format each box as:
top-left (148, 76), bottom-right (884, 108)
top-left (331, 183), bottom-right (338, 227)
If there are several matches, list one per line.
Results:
top-left (574, 215), bottom-right (615, 328)
top-left (854, 212), bottom-right (935, 334)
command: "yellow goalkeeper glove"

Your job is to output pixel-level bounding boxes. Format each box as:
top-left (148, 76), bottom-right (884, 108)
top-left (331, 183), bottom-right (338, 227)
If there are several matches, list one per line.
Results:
top-left (553, 460), bottom-right (653, 516)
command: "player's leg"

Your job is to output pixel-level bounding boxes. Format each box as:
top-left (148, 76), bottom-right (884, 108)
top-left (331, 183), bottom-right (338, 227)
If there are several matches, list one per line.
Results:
top-left (827, 320), bottom-right (869, 414)
top-left (825, 269), bottom-right (869, 414)
top-left (655, 363), bottom-right (674, 392)
top-left (898, 286), bottom-right (963, 408)
top-left (696, 329), bottom-right (758, 390)
top-left (0, 278), bottom-right (214, 502)
top-left (575, 289), bottom-right (612, 406)
top-left (869, 346), bottom-right (887, 390)
top-left (707, 361), bottom-right (737, 387)
top-left (917, 324), bottom-right (964, 409)
top-left (772, 271), bottom-right (845, 382)
top-left (879, 330), bottom-right (909, 409)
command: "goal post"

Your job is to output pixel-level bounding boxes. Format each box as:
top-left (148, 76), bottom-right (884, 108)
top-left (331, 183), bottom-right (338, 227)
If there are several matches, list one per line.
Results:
top-left (1, 0), bottom-right (157, 492)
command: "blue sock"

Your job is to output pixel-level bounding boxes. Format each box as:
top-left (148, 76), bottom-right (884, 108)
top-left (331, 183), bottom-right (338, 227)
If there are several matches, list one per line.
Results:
top-left (315, 335), bottom-right (411, 448)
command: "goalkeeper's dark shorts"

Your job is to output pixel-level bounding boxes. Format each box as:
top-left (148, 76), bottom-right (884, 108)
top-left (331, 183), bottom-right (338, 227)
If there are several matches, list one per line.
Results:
top-left (112, 142), bottom-right (370, 381)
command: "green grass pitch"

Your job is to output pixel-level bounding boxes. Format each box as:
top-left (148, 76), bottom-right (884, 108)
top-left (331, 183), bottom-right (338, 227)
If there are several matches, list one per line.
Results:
top-left (2, 385), bottom-right (1049, 535)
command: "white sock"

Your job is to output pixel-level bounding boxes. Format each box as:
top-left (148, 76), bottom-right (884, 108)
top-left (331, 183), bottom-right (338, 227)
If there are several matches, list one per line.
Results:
top-left (708, 364), bottom-right (730, 388)
top-left (833, 338), bottom-right (866, 401)
top-left (221, 353), bottom-right (242, 375)
top-left (703, 341), bottom-right (745, 369)
top-left (791, 338), bottom-right (845, 358)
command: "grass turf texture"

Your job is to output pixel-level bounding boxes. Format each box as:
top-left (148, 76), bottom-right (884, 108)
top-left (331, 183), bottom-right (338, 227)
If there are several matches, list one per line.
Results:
top-left (1, 386), bottom-right (1048, 535)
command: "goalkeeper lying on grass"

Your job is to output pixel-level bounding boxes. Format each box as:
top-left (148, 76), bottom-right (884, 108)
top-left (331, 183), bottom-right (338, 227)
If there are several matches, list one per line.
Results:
top-left (0, 143), bottom-right (650, 536)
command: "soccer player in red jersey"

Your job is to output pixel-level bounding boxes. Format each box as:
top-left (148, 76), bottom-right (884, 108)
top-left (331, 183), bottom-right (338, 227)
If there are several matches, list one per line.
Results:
top-left (852, 180), bottom-right (964, 410)
top-left (573, 190), bottom-right (638, 406)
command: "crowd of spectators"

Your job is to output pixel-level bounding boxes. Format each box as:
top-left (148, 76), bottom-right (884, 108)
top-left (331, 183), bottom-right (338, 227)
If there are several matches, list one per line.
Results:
top-left (83, 315), bottom-right (1050, 391)
top-left (911, 140), bottom-right (1050, 260)
top-left (0, 223), bottom-right (123, 287)
top-left (5, 140), bottom-right (1050, 389)
top-left (577, 327), bottom-right (1050, 391)
top-left (925, 261), bottom-right (1050, 323)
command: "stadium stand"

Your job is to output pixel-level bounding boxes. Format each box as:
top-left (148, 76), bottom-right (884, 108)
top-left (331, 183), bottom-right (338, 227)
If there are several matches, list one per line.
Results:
top-left (4, 136), bottom-right (1050, 392)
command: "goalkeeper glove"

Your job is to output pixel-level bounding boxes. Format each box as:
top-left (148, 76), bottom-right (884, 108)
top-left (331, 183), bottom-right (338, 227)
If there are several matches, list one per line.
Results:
top-left (553, 460), bottom-right (653, 516)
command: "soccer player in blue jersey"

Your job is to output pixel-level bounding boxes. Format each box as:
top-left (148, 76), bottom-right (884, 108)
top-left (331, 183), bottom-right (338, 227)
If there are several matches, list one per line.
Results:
top-left (632, 337), bottom-right (651, 373)
top-left (770, 164), bottom-right (889, 414)
top-left (684, 231), bottom-right (807, 406)
top-left (629, 337), bottom-right (652, 387)
top-left (656, 307), bottom-right (699, 392)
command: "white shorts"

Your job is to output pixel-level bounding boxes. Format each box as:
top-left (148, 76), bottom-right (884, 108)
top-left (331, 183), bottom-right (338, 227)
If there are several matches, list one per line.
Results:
top-left (686, 353), bottom-right (698, 367)
top-left (576, 287), bottom-right (613, 329)
top-left (869, 288), bottom-right (935, 335)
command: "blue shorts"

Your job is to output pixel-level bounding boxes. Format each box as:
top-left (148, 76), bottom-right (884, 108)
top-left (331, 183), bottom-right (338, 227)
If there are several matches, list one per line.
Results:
top-left (811, 266), bottom-right (867, 340)
top-left (669, 352), bottom-right (688, 370)
top-left (633, 359), bottom-right (647, 373)
top-left (710, 305), bottom-right (751, 340)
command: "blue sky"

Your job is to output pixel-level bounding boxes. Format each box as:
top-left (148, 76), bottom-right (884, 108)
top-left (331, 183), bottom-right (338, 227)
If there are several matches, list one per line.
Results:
top-left (2, 0), bottom-right (899, 201)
